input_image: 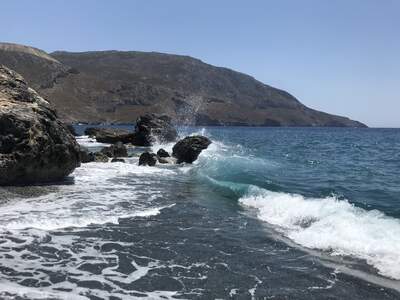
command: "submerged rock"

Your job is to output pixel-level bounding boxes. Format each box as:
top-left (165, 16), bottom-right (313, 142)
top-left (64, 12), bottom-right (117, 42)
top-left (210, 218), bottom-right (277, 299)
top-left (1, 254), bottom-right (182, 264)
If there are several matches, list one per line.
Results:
top-left (131, 114), bottom-right (177, 146)
top-left (0, 65), bottom-right (80, 185)
top-left (138, 152), bottom-right (157, 166)
top-left (100, 142), bottom-right (128, 158)
top-left (111, 158), bottom-right (125, 163)
top-left (172, 136), bottom-right (211, 164)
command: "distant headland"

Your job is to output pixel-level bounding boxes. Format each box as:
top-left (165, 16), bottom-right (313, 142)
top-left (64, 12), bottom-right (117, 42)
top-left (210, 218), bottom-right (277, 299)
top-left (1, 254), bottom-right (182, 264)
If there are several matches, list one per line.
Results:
top-left (0, 42), bottom-right (366, 128)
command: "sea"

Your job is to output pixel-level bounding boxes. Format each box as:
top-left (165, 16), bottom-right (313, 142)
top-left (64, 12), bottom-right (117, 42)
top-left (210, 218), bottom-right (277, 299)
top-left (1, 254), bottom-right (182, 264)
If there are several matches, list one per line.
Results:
top-left (0, 126), bottom-right (400, 299)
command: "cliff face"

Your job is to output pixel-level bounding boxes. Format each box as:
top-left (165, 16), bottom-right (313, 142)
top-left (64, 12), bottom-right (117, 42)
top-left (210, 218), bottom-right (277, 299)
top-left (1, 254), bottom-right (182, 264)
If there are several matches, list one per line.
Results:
top-left (0, 42), bottom-right (366, 127)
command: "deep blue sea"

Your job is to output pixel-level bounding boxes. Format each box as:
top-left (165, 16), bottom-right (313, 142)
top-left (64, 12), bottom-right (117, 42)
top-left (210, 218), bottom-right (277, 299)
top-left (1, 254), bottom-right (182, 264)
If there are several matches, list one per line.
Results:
top-left (0, 127), bottom-right (400, 299)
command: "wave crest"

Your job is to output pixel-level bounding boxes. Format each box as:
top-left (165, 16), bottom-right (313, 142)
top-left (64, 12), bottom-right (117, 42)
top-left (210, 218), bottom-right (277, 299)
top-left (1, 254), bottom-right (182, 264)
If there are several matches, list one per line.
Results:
top-left (239, 187), bottom-right (400, 280)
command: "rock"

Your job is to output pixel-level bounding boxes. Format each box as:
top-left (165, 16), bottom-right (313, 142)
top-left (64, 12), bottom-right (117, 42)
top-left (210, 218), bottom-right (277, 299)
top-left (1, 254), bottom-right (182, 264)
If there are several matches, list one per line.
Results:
top-left (84, 127), bottom-right (133, 144)
top-left (157, 148), bottom-right (170, 158)
top-left (131, 114), bottom-right (177, 146)
top-left (0, 65), bottom-right (80, 185)
top-left (172, 136), bottom-right (211, 164)
top-left (94, 128), bottom-right (133, 144)
top-left (82, 114), bottom-right (178, 146)
top-left (156, 149), bottom-right (175, 164)
top-left (138, 152), bottom-right (157, 166)
top-left (94, 152), bottom-right (109, 162)
top-left (79, 146), bottom-right (95, 163)
top-left (100, 142), bottom-right (128, 158)
top-left (111, 158), bottom-right (125, 163)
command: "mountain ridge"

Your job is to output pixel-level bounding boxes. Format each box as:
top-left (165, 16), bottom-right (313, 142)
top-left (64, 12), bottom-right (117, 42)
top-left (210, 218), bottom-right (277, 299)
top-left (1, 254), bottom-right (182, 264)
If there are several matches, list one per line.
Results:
top-left (0, 42), bottom-right (367, 127)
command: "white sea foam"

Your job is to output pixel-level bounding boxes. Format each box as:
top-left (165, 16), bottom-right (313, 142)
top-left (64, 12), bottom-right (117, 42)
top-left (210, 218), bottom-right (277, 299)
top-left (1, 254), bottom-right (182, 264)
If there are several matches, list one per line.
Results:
top-left (0, 159), bottom-right (177, 232)
top-left (0, 157), bottom-right (181, 299)
top-left (76, 135), bottom-right (109, 148)
top-left (0, 282), bottom-right (89, 300)
top-left (0, 131), bottom-right (180, 233)
top-left (239, 186), bottom-right (400, 280)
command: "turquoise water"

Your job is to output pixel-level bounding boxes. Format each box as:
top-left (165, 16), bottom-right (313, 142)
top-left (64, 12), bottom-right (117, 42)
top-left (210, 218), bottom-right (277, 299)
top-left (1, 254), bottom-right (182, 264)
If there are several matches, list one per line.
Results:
top-left (194, 127), bottom-right (400, 217)
top-left (0, 127), bottom-right (399, 299)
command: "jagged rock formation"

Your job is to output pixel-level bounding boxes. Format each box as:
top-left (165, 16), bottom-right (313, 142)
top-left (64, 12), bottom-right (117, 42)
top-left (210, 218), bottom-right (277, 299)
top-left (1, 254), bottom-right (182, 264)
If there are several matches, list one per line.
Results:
top-left (0, 65), bottom-right (80, 185)
top-left (85, 114), bottom-right (177, 146)
top-left (172, 136), bottom-right (212, 164)
top-left (132, 114), bottom-right (178, 146)
top-left (0, 42), bottom-right (367, 127)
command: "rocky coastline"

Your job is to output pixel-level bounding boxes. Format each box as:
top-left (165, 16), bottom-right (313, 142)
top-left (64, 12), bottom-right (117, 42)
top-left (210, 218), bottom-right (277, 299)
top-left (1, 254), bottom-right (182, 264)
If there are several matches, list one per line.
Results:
top-left (79, 114), bottom-right (211, 166)
top-left (0, 65), bottom-right (211, 186)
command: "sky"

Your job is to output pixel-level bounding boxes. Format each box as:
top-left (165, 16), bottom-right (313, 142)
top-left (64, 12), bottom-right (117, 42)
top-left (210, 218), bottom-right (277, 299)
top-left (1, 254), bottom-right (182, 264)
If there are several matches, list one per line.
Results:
top-left (1, 0), bottom-right (399, 127)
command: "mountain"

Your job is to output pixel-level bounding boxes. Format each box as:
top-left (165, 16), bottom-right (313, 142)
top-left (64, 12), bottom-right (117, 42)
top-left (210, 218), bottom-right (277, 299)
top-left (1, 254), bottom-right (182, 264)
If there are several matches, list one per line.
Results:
top-left (0, 42), bottom-right (366, 127)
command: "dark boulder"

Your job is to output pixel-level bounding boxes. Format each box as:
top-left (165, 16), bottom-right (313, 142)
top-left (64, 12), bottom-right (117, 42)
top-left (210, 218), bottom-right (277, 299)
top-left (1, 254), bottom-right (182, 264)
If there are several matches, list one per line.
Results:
top-left (157, 148), bottom-right (170, 158)
top-left (172, 136), bottom-right (211, 164)
top-left (0, 65), bottom-right (80, 185)
top-left (111, 158), bottom-right (125, 163)
top-left (138, 152), bottom-right (157, 166)
top-left (79, 146), bottom-right (95, 163)
top-left (100, 142), bottom-right (128, 158)
top-left (131, 114), bottom-right (177, 146)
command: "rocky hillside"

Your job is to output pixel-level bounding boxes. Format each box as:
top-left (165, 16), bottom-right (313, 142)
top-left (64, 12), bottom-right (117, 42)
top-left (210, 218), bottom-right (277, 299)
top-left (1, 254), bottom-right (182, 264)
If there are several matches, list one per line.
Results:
top-left (0, 42), bottom-right (366, 127)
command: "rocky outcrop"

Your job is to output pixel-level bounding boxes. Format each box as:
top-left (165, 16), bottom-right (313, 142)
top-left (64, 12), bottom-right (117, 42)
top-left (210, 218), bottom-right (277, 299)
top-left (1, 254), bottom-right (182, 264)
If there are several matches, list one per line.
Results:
top-left (138, 152), bottom-right (157, 166)
top-left (100, 142), bottom-right (128, 158)
top-left (0, 43), bottom-right (367, 127)
top-left (83, 115), bottom-right (177, 146)
top-left (172, 136), bottom-right (211, 164)
top-left (131, 114), bottom-right (178, 146)
top-left (85, 127), bottom-right (133, 144)
top-left (0, 65), bottom-right (80, 185)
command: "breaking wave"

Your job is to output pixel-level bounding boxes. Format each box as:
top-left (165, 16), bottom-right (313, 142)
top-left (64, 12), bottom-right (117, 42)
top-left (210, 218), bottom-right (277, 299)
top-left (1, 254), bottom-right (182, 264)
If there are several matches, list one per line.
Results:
top-left (239, 187), bottom-right (400, 280)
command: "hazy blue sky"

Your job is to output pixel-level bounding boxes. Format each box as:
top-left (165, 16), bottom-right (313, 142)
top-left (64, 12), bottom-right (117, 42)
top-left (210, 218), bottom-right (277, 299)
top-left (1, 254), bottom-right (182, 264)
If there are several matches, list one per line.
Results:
top-left (2, 0), bottom-right (399, 127)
